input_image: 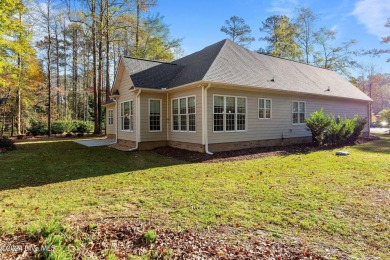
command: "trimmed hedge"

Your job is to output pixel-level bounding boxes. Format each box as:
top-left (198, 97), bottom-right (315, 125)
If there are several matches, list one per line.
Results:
top-left (28, 120), bottom-right (94, 136)
top-left (306, 110), bottom-right (367, 146)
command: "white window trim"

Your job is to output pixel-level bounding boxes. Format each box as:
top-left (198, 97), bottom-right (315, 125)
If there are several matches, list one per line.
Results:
top-left (120, 100), bottom-right (134, 132)
top-left (148, 98), bottom-right (162, 132)
top-left (171, 95), bottom-right (196, 133)
top-left (213, 94), bottom-right (247, 133)
top-left (292, 100), bottom-right (306, 125)
top-left (258, 98), bottom-right (272, 120)
top-left (108, 109), bottom-right (114, 125)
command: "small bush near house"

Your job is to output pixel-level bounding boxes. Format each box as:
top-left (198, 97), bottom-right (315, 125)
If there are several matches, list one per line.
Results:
top-left (305, 109), bottom-right (331, 146)
top-left (306, 110), bottom-right (367, 146)
top-left (28, 120), bottom-right (48, 136)
top-left (0, 136), bottom-right (15, 151)
top-left (347, 117), bottom-right (367, 143)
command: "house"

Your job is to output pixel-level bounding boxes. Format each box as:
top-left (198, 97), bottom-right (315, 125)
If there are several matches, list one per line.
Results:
top-left (104, 39), bottom-right (371, 153)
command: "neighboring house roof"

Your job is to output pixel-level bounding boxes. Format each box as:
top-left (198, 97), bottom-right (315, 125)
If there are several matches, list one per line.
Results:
top-left (121, 39), bottom-right (371, 102)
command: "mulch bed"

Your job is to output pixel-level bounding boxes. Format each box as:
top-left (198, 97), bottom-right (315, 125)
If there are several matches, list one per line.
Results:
top-left (0, 219), bottom-right (337, 259)
top-left (154, 136), bottom-right (379, 163)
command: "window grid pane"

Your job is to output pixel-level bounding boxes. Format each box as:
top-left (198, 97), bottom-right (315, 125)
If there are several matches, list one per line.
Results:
top-left (149, 100), bottom-right (161, 131)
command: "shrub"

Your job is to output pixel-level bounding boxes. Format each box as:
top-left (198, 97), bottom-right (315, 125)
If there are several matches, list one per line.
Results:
top-left (347, 116), bottom-right (367, 144)
top-left (307, 111), bottom-right (368, 146)
top-left (28, 120), bottom-right (48, 136)
top-left (0, 137), bottom-right (15, 151)
top-left (71, 121), bottom-right (94, 134)
top-left (305, 109), bottom-right (331, 146)
top-left (144, 230), bottom-right (157, 244)
top-left (51, 120), bottom-right (74, 134)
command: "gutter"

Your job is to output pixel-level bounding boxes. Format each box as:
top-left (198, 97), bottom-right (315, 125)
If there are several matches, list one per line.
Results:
top-left (203, 83), bottom-right (213, 155)
top-left (127, 89), bottom-right (142, 151)
top-left (113, 99), bottom-right (118, 144)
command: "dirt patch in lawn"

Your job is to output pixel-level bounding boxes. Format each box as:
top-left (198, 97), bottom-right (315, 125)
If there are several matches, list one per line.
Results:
top-left (0, 219), bottom-right (344, 259)
top-left (154, 136), bottom-right (379, 163)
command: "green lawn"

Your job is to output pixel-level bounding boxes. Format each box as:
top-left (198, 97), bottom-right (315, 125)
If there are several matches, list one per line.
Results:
top-left (0, 136), bottom-right (389, 258)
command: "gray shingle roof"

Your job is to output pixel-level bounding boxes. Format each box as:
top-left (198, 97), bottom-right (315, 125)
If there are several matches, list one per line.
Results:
top-left (122, 39), bottom-right (371, 101)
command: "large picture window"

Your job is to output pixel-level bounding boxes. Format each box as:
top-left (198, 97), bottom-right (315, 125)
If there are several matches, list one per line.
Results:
top-left (108, 109), bottom-right (114, 125)
top-left (292, 101), bottom-right (305, 124)
top-left (172, 96), bottom-right (196, 132)
top-left (258, 98), bottom-right (271, 119)
top-left (149, 99), bottom-right (161, 131)
top-left (213, 95), bottom-right (246, 132)
top-left (120, 101), bottom-right (133, 131)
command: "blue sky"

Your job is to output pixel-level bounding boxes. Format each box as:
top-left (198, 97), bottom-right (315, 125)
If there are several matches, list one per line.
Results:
top-left (152, 0), bottom-right (390, 75)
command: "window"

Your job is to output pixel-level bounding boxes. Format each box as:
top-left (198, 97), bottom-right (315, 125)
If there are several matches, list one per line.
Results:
top-left (258, 98), bottom-right (271, 119)
top-left (292, 101), bottom-right (305, 124)
top-left (120, 101), bottom-right (133, 131)
top-left (213, 95), bottom-right (246, 132)
top-left (172, 96), bottom-right (196, 132)
top-left (108, 109), bottom-right (114, 125)
top-left (149, 99), bottom-right (161, 131)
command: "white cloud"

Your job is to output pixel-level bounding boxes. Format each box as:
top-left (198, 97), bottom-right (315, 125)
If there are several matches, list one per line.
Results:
top-left (352, 0), bottom-right (390, 38)
top-left (267, 0), bottom-right (298, 16)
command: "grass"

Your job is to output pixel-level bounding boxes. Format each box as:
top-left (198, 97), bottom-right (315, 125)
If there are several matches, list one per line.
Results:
top-left (0, 136), bottom-right (389, 258)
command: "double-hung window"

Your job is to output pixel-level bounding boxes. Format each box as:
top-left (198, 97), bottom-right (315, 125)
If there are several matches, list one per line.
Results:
top-left (120, 101), bottom-right (133, 131)
top-left (292, 101), bottom-right (305, 124)
top-left (213, 95), bottom-right (246, 132)
top-left (149, 99), bottom-right (161, 131)
top-left (258, 98), bottom-right (271, 119)
top-left (108, 109), bottom-right (114, 125)
top-left (172, 96), bottom-right (196, 132)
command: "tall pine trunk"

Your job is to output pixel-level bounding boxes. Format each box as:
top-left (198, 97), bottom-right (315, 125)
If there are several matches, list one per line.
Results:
top-left (92, 0), bottom-right (99, 133)
top-left (47, 3), bottom-right (52, 137)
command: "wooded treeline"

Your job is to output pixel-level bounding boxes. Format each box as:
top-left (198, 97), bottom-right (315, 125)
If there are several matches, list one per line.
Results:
top-left (220, 9), bottom-right (390, 116)
top-left (0, 0), bottom-right (181, 136)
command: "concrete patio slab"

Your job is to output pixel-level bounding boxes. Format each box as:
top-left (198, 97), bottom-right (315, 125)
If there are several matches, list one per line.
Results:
top-left (75, 139), bottom-right (115, 147)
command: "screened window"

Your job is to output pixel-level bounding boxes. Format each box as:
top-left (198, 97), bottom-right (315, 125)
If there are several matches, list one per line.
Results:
top-left (292, 101), bottom-right (305, 124)
top-left (121, 101), bottom-right (133, 131)
top-left (172, 96), bottom-right (196, 132)
top-left (213, 95), bottom-right (246, 132)
top-left (108, 109), bottom-right (114, 125)
top-left (149, 99), bottom-right (161, 131)
top-left (258, 98), bottom-right (271, 119)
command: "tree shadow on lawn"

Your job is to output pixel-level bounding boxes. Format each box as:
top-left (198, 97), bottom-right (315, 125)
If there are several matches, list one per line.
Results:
top-left (0, 140), bottom-right (185, 191)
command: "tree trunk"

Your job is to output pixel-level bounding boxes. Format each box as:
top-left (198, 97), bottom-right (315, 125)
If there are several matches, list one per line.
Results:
top-left (72, 26), bottom-right (78, 119)
top-left (135, 0), bottom-right (140, 51)
top-left (92, 0), bottom-right (99, 133)
top-left (63, 16), bottom-right (67, 119)
top-left (105, 0), bottom-right (110, 102)
top-left (96, 0), bottom-right (103, 133)
top-left (56, 29), bottom-right (61, 117)
top-left (47, 2), bottom-right (52, 137)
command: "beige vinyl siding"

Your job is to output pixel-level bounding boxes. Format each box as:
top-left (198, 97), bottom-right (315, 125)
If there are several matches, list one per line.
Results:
top-left (105, 104), bottom-right (115, 135)
top-left (207, 85), bottom-right (369, 144)
top-left (116, 66), bottom-right (137, 142)
top-left (140, 92), bottom-right (167, 142)
top-left (168, 86), bottom-right (203, 144)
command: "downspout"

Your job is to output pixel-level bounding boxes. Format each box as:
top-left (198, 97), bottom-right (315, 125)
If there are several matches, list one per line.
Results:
top-left (113, 99), bottom-right (118, 144)
top-left (204, 83), bottom-right (213, 155)
top-left (127, 89), bottom-right (141, 151)
top-left (166, 91), bottom-right (169, 141)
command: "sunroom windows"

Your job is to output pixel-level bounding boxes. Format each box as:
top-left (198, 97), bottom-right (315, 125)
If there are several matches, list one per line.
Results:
top-left (172, 96), bottom-right (196, 132)
top-left (213, 95), bottom-right (246, 132)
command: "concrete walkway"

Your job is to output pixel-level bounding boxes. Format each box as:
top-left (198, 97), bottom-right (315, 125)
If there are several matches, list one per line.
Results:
top-left (75, 139), bottom-right (115, 147)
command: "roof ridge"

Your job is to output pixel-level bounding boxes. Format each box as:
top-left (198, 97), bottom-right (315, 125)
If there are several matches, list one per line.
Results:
top-left (202, 39), bottom-right (229, 80)
top-left (123, 56), bottom-right (177, 65)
